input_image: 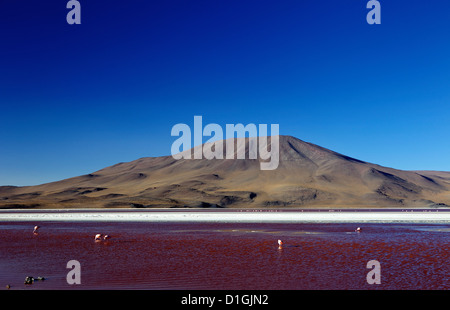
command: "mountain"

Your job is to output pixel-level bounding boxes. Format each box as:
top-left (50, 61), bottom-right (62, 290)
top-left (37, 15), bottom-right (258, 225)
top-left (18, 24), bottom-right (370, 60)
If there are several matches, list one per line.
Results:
top-left (1, 136), bottom-right (450, 209)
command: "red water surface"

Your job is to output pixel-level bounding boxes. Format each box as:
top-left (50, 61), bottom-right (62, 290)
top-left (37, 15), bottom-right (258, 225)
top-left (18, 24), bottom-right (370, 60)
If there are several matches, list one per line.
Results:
top-left (0, 221), bottom-right (449, 290)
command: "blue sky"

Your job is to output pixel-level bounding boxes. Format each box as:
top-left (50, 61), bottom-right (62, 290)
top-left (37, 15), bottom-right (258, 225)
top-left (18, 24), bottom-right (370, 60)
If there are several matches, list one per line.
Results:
top-left (1, 0), bottom-right (450, 186)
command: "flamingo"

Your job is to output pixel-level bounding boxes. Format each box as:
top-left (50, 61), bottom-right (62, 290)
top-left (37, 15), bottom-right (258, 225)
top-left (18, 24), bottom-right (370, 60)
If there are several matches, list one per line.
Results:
top-left (278, 239), bottom-right (283, 248)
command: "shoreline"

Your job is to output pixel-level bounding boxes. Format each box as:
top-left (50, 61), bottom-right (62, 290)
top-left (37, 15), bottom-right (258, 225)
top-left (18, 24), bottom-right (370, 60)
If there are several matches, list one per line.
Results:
top-left (0, 208), bottom-right (450, 223)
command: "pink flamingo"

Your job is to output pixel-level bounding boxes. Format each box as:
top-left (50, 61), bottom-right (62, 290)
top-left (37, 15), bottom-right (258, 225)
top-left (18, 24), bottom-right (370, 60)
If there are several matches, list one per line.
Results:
top-left (278, 239), bottom-right (283, 249)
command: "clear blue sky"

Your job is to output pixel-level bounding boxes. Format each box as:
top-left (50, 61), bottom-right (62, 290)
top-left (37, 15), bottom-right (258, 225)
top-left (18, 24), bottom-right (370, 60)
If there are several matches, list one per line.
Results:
top-left (1, 0), bottom-right (450, 186)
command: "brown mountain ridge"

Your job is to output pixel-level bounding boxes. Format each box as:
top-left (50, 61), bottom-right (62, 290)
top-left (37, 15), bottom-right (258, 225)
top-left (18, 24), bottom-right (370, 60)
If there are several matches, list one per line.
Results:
top-left (1, 135), bottom-right (450, 209)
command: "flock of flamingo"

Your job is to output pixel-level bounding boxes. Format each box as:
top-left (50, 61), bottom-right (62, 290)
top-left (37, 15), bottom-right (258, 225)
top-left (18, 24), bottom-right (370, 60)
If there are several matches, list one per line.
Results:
top-left (31, 225), bottom-right (362, 247)
top-left (33, 225), bottom-right (111, 241)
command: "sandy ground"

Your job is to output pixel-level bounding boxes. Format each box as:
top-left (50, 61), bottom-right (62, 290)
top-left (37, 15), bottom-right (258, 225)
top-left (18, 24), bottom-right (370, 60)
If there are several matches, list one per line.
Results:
top-left (0, 209), bottom-right (449, 223)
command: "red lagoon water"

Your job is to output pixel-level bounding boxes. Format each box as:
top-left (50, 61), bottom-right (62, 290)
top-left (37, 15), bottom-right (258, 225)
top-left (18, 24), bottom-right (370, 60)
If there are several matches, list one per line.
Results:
top-left (0, 221), bottom-right (449, 290)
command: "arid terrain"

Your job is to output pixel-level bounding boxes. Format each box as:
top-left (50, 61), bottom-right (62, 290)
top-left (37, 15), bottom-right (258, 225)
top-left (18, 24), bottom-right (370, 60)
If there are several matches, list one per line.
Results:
top-left (1, 136), bottom-right (449, 209)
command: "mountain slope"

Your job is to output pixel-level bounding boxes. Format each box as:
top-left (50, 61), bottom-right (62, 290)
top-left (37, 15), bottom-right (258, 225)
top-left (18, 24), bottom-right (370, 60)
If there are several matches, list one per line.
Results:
top-left (1, 136), bottom-right (449, 209)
